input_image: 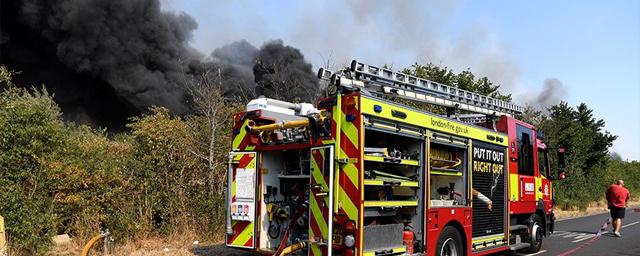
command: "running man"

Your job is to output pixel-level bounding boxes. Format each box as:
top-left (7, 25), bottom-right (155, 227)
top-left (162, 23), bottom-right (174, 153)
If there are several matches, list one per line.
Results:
top-left (606, 180), bottom-right (630, 237)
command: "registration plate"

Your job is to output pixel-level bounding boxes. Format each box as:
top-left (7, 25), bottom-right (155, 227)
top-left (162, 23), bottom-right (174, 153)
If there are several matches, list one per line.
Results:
top-left (333, 226), bottom-right (344, 245)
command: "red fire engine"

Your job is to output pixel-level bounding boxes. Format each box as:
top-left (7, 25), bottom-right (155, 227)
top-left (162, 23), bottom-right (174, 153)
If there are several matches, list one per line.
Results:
top-left (225, 60), bottom-right (565, 255)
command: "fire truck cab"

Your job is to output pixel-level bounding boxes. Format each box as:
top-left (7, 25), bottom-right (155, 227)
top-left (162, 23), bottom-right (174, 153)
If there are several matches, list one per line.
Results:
top-left (225, 60), bottom-right (562, 256)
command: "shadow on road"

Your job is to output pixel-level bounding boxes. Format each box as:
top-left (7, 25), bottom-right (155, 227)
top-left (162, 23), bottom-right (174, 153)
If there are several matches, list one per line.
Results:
top-left (192, 244), bottom-right (252, 256)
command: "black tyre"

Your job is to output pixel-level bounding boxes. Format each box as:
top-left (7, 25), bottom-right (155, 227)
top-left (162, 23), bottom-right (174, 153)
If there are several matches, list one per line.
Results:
top-left (524, 214), bottom-right (544, 253)
top-left (436, 226), bottom-right (464, 256)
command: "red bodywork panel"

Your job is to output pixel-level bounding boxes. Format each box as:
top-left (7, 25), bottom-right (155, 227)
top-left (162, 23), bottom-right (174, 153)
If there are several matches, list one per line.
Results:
top-left (425, 207), bottom-right (473, 255)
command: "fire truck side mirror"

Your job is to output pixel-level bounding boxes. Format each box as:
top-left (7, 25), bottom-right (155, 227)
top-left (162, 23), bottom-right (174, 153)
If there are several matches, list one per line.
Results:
top-left (556, 148), bottom-right (566, 180)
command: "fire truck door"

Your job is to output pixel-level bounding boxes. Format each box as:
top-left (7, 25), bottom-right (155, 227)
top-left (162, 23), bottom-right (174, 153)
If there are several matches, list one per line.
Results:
top-left (226, 152), bottom-right (258, 249)
top-left (309, 145), bottom-right (335, 256)
top-left (516, 124), bottom-right (536, 203)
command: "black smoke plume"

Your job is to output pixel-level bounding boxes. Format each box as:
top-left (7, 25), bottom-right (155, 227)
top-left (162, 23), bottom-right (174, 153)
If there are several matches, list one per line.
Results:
top-left (1, 0), bottom-right (318, 129)
top-left (200, 40), bottom-right (258, 99)
top-left (254, 40), bottom-right (318, 103)
top-left (1, 0), bottom-right (199, 128)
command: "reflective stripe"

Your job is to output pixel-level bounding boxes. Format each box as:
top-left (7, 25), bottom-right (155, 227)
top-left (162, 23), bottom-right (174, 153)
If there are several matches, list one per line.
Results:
top-left (230, 222), bottom-right (254, 246)
top-left (361, 97), bottom-right (508, 146)
top-left (341, 160), bottom-right (359, 188)
top-left (510, 174), bottom-right (519, 202)
top-left (338, 94), bottom-right (363, 255)
top-left (309, 146), bottom-right (333, 255)
top-left (226, 152), bottom-right (256, 248)
top-left (363, 246), bottom-right (406, 256)
top-left (232, 119), bottom-right (256, 151)
top-left (363, 201), bottom-right (418, 207)
top-left (535, 177), bottom-right (542, 200)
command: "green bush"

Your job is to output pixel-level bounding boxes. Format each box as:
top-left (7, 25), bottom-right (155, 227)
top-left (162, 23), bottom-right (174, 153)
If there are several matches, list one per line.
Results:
top-left (0, 86), bottom-right (66, 254)
top-left (0, 66), bottom-right (239, 254)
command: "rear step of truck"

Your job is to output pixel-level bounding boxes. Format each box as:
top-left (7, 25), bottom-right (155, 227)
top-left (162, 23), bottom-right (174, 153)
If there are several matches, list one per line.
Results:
top-left (509, 242), bottom-right (531, 251)
top-left (509, 225), bottom-right (531, 251)
top-left (510, 224), bottom-right (529, 232)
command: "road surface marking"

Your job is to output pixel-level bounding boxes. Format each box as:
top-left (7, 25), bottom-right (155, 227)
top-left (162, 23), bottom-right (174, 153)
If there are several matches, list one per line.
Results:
top-left (621, 221), bottom-right (639, 229)
top-left (551, 231), bottom-right (568, 236)
top-left (560, 221), bottom-right (637, 243)
top-left (551, 231), bottom-right (600, 243)
top-left (519, 249), bottom-right (547, 256)
top-left (572, 233), bottom-right (595, 243)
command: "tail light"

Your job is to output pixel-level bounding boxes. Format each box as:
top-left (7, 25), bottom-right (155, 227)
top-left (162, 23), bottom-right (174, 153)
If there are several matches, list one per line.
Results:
top-left (333, 216), bottom-right (357, 252)
top-left (345, 220), bottom-right (356, 235)
top-left (344, 248), bottom-right (355, 256)
top-left (344, 220), bottom-right (356, 248)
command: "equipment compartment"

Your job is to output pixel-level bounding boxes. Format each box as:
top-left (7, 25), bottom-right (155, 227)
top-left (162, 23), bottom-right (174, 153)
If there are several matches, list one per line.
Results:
top-left (362, 125), bottom-right (425, 253)
top-left (428, 132), bottom-right (469, 208)
top-left (259, 150), bottom-right (311, 252)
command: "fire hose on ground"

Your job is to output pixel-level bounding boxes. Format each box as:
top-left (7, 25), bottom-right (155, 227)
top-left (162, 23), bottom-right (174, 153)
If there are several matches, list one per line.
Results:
top-left (80, 229), bottom-right (113, 256)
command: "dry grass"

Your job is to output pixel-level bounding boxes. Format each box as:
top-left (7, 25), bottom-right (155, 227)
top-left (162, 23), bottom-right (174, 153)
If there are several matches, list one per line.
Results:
top-left (554, 198), bottom-right (640, 220)
top-left (50, 228), bottom-right (246, 256)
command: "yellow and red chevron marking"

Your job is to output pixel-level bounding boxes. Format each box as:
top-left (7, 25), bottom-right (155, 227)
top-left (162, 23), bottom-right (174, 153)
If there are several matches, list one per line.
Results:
top-left (226, 152), bottom-right (256, 248)
top-left (232, 118), bottom-right (256, 151)
top-left (337, 93), bottom-right (362, 251)
top-left (309, 147), bottom-right (330, 256)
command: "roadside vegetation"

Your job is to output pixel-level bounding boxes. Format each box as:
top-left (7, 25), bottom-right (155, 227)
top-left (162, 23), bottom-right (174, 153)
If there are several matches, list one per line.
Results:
top-left (0, 65), bottom-right (240, 255)
top-left (0, 63), bottom-right (637, 254)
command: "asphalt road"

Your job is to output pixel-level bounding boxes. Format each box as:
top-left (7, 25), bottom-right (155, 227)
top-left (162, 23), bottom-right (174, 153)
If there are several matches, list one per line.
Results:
top-left (512, 207), bottom-right (640, 256)
top-left (219, 208), bottom-right (640, 256)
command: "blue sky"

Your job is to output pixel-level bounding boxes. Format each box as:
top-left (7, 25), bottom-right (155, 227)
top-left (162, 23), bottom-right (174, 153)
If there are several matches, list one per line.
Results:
top-left (162, 0), bottom-right (640, 160)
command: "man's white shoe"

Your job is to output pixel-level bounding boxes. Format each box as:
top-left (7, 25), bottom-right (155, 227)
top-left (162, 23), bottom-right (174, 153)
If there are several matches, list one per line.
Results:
top-left (614, 231), bottom-right (621, 237)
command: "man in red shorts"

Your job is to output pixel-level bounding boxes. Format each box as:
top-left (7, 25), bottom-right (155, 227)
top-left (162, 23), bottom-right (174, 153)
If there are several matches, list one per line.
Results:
top-left (606, 180), bottom-right (630, 237)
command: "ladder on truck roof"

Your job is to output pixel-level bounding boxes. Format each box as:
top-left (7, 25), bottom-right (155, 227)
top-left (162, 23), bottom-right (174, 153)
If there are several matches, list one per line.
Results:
top-left (318, 60), bottom-right (524, 117)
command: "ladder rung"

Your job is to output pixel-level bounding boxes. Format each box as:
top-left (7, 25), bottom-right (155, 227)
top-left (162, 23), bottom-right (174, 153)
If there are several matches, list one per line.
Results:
top-left (382, 86), bottom-right (514, 117)
top-left (458, 114), bottom-right (489, 124)
top-left (349, 60), bottom-right (523, 116)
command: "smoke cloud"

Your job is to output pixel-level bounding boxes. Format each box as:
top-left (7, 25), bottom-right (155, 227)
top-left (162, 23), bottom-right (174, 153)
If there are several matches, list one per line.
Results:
top-left (176, 1), bottom-right (521, 93)
top-left (1, 0), bottom-right (318, 129)
top-left (516, 78), bottom-right (567, 108)
top-left (1, 0), bottom-right (198, 127)
top-left (254, 40), bottom-right (318, 102)
top-left (536, 78), bottom-right (567, 106)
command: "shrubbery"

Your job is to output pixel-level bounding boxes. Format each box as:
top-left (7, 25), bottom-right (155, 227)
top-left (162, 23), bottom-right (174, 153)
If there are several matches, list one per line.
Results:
top-left (0, 66), bottom-right (239, 255)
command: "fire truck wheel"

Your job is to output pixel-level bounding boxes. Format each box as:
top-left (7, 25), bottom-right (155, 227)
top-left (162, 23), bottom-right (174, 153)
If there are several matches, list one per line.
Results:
top-left (524, 214), bottom-right (544, 253)
top-left (436, 226), bottom-right (463, 256)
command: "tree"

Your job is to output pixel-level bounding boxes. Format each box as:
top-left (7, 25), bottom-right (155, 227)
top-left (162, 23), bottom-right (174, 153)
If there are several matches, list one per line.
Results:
top-left (182, 69), bottom-right (244, 196)
top-left (402, 63), bottom-right (512, 102)
top-left (397, 63), bottom-right (512, 114)
top-left (526, 102), bottom-right (617, 210)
